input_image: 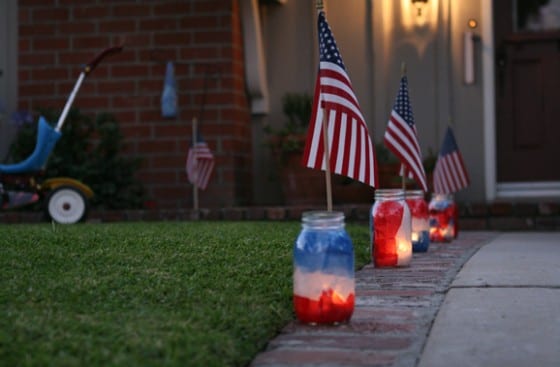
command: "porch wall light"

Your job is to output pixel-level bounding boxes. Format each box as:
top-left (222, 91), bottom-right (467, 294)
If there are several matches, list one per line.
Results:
top-left (411, 0), bottom-right (429, 16)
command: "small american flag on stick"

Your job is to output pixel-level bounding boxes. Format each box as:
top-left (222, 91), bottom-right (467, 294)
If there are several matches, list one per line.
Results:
top-left (383, 75), bottom-right (428, 191)
top-left (302, 10), bottom-right (377, 188)
top-left (433, 126), bottom-right (470, 194)
top-left (186, 133), bottom-right (214, 190)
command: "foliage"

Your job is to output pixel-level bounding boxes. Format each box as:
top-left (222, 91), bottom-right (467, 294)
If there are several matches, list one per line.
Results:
top-left (375, 142), bottom-right (399, 165)
top-left (0, 221), bottom-right (371, 367)
top-left (423, 148), bottom-right (437, 174)
top-left (264, 93), bottom-right (313, 156)
top-left (7, 108), bottom-right (145, 209)
top-left (375, 142), bottom-right (437, 173)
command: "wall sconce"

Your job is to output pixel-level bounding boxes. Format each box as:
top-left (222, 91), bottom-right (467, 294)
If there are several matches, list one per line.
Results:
top-left (402, 0), bottom-right (437, 29)
top-left (411, 0), bottom-right (429, 17)
top-left (464, 19), bottom-right (480, 85)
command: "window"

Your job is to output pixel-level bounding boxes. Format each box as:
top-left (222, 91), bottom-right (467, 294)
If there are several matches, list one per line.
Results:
top-left (515, 0), bottom-right (560, 31)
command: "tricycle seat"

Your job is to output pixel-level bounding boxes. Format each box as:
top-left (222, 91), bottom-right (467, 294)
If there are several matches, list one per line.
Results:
top-left (0, 117), bottom-right (61, 175)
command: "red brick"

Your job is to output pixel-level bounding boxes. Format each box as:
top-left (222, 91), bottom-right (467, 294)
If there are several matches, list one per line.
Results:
top-left (98, 20), bottom-right (136, 33)
top-left (72, 6), bottom-right (109, 19)
top-left (489, 202), bottom-right (513, 216)
top-left (97, 80), bottom-right (136, 94)
top-left (20, 83), bottom-right (54, 96)
top-left (266, 207), bottom-right (286, 220)
top-left (222, 208), bottom-right (245, 220)
top-left (72, 36), bottom-right (112, 50)
top-left (538, 202), bottom-right (560, 216)
top-left (32, 37), bottom-right (70, 51)
top-left (193, 30), bottom-right (232, 44)
top-left (73, 96), bottom-right (110, 109)
top-left (251, 349), bottom-right (394, 366)
top-left (32, 7), bottom-right (69, 22)
top-left (194, 0), bottom-right (231, 13)
top-left (357, 289), bottom-right (433, 297)
top-left (137, 139), bottom-right (178, 154)
top-left (269, 334), bottom-right (411, 351)
top-left (20, 0), bottom-right (55, 4)
top-left (110, 64), bottom-right (151, 78)
top-left (179, 15), bottom-right (221, 29)
top-left (139, 18), bottom-right (179, 32)
top-left (113, 4), bottom-right (153, 17)
top-left (153, 2), bottom-right (191, 15)
top-left (58, 22), bottom-right (96, 34)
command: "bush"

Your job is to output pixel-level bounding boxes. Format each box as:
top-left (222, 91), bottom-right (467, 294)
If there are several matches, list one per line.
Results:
top-left (7, 108), bottom-right (145, 209)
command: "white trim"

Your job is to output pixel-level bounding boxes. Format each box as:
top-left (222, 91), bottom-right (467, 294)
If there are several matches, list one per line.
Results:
top-left (497, 182), bottom-right (560, 199)
top-left (482, 0), bottom-right (496, 202)
top-left (240, 0), bottom-right (270, 114)
top-left (0, 0), bottom-right (18, 160)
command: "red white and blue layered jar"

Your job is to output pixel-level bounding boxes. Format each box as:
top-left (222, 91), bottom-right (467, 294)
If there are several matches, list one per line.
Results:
top-left (293, 211), bottom-right (355, 324)
top-left (405, 190), bottom-right (430, 252)
top-left (429, 193), bottom-right (457, 242)
top-left (371, 189), bottom-right (412, 267)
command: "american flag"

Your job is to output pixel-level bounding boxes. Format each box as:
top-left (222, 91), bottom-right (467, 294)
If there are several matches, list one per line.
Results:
top-left (186, 134), bottom-right (215, 190)
top-left (383, 76), bottom-right (427, 191)
top-left (433, 126), bottom-right (470, 194)
top-left (302, 10), bottom-right (377, 188)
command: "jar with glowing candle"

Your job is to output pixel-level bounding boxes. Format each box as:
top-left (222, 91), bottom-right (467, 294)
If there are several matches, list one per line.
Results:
top-left (405, 190), bottom-right (430, 252)
top-left (293, 211), bottom-right (355, 324)
top-left (429, 194), bottom-right (457, 242)
top-left (371, 189), bottom-right (412, 267)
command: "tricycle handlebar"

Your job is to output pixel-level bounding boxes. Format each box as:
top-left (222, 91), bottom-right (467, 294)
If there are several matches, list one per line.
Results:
top-left (84, 45), bottom-right (124, 74)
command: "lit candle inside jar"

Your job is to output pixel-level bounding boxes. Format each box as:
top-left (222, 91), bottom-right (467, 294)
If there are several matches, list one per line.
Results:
top-left (396, 238), bottom-right (412, 266)
top-left (411, 232), bottom-right (419, 242)
top-left (371, 189), bottom-right (413, 267)
top-left (395, 204), bottom-right (412, 266)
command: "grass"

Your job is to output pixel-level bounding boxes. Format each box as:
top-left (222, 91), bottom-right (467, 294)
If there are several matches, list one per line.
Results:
top-left (0, 221), bottom-right (371, 367)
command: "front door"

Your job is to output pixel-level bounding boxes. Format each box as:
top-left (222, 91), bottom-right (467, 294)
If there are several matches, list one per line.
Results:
top-left (494, 0), bottom-right (560, 194)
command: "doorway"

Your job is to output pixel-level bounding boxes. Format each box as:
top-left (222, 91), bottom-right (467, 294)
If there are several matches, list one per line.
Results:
top-left (494, 0), bottom-right (560, 197)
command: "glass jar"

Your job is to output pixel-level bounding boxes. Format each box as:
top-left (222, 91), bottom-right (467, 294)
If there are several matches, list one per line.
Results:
top-left (371, 189), bottom-right (412, 267)
top-left (429, 194), bottom-right (457, 242)
top-left (405, 190), bottom-right (430, 252)
top-left (293, 211), bottom-right (355, 324)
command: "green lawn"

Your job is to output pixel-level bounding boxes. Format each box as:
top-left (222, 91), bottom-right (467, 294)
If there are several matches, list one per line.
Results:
top-left (0, 221), bottom-right (371, 367)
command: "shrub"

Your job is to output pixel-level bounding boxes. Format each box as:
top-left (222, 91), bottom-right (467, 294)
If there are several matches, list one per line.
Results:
top-left (7, 108), bottom-right (145, 209)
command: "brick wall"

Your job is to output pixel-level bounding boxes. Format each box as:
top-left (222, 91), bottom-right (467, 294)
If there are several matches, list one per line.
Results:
top-left (17, 0), bottom-right (253, 209)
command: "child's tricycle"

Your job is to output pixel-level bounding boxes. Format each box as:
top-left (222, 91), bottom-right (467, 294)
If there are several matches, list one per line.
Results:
top-left (0, 46), bottom-right (123, 223)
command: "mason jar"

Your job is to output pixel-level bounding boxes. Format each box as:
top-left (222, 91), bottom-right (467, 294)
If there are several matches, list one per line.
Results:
top-left (428, 194), bottom-right (457, 242)
top-left (405, 190), bottom-right (430, 252)
top-left (371, 189), bottom-right (412, 267)
top-left (293, 211), bottom-right (355, 324)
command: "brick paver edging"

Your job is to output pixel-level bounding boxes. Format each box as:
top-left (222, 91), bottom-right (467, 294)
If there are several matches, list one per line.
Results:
top-left (250, 231), bottom-right (499, 367)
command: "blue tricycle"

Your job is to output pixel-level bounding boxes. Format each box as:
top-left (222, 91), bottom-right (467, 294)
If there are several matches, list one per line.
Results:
top-left (0, 46), bottom-right (123, 223)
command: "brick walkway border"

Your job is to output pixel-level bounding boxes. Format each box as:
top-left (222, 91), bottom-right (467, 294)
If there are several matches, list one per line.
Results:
top-left (250, 231), bottom-right (498, 367)
top-left (2, 202), bottom-right (560, 230)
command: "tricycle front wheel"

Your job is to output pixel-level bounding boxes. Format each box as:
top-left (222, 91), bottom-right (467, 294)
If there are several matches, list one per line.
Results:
top-left (45, 186), bottom-right (89, 224)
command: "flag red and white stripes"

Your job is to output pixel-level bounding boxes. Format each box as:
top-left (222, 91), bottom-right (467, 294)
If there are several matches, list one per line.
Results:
top-left (433, 126), bottom-right (470, 194)
top-left (302, 10), bottom-right (377, 188)
top-left (383, 76), bottom-right (427, 191)
top-left (186, 138), bottom-right (215, 190)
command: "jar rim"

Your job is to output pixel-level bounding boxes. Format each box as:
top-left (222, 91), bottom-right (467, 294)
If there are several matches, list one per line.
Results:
top-left (375, 189), bottom-right (404, 194)
top-left (301, 211), bottom-right (345, 228)
top-left (374, 188), bottom-right (404, 200)
top-left (302, 211), bottom-right (344, 221)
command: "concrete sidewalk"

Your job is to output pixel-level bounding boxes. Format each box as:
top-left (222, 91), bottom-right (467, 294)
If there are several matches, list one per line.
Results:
top-left (418, 232), bottom-right (560, 367)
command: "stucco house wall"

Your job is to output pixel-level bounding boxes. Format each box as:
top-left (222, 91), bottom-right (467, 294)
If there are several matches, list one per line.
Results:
top-left (254, 0), bottom-right (487, 203)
